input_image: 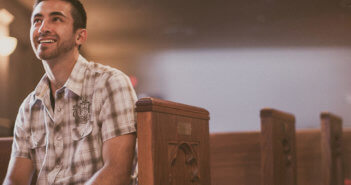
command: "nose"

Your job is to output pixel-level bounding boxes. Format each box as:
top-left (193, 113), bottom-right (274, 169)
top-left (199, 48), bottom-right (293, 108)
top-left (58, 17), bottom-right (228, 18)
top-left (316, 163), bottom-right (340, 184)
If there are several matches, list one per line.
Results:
top-left (38, 20), bottom-right (51, 35)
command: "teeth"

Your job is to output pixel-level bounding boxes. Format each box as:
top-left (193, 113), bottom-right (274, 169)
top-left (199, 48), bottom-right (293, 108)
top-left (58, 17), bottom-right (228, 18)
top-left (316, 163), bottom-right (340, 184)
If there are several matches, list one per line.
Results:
top-left (40, 40), bottom-right (55, 43)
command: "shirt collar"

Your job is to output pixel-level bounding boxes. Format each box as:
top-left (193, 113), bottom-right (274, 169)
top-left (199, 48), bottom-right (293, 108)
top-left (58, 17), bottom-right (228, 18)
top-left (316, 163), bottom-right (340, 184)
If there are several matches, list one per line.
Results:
top-left (31, 55), bottom-right (89, 106)
top-left (64, 54), bottom-right (89, 97)
top-left (31, 74), bottom-right (50, 107)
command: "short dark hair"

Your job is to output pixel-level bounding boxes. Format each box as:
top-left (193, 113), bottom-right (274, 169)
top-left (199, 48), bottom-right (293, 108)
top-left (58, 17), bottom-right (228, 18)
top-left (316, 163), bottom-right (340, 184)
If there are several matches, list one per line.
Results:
top-left (33, 0), bottom-right (87, 31)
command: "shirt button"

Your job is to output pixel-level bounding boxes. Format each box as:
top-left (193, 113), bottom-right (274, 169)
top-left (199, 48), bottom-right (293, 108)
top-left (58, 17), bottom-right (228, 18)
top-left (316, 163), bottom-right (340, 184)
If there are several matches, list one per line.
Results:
top-left (57, 107), bottom-right (62, 112)
top-left (56, 135), bottom-right (62, 141)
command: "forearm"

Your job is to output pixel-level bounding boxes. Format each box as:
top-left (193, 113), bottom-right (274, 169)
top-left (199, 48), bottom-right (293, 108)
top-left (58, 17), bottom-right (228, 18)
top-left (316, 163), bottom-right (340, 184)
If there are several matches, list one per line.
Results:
top-left (85, 165), bottom-right (131, 185)
top-left (3, 179), bottom-right (18, 185)
top-left (2, 178), bottom-right (28, 185)
top-left (2, 173), bottom-right (33, 185)
top-left (3, 157), bottom-right (34, 185)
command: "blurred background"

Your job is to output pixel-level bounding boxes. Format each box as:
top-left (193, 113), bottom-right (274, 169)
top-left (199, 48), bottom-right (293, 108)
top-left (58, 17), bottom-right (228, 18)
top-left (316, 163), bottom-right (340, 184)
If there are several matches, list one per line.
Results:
top-left (1, 0), bottom-right (351, 134)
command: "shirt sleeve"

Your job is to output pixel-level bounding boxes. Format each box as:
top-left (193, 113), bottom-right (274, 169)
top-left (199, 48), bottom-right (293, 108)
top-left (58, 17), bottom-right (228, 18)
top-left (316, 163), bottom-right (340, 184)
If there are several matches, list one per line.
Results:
top-left (11, 100), bottom-right (32, 159)
top-left (99, 73), bottom-right (137, 142)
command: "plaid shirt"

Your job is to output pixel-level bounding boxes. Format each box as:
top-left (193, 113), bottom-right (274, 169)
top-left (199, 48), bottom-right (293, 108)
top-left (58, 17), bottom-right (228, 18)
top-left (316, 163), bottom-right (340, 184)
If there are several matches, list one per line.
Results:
top-left (12, 55), bottom-right (138, 185)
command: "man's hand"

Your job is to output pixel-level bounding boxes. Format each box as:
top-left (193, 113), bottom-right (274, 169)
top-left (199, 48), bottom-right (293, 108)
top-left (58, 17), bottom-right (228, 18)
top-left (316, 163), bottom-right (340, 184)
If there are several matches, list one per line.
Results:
top-left (2, 157), bottom-right (34, 185)
top-left (85, 133), bottom-right (136, 185)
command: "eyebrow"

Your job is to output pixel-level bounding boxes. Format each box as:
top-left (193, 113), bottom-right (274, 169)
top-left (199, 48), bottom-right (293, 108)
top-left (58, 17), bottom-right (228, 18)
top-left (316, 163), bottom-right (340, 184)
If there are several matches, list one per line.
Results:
top-left (50, 11), bottom-right (67, 18)
top-left (32, 13), bottom-right (43, 19)
top-left (32, 11), bottom-right (67, 20)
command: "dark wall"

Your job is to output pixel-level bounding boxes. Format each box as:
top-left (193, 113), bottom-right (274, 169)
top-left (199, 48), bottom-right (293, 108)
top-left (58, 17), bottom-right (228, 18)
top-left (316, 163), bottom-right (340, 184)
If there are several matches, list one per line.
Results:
top-left (0, 0), bottom-right (43, 123)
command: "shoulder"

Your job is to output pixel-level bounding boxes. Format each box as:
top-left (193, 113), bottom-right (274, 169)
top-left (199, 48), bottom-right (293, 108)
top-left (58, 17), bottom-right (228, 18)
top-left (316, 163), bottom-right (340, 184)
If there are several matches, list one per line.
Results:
top-left (85, 61), bottom-right (132, 88)
top-left (14, 91), bottom-right (36, 128)
top-left (19, 91), bottom-right (37, 113)
top-left (85, 62), bottom-right (137, 119)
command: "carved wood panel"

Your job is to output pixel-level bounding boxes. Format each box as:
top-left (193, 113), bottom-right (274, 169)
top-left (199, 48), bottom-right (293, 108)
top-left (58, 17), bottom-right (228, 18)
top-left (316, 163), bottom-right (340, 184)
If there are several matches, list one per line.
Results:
top-left (168, 141), bottom-right (200, 185)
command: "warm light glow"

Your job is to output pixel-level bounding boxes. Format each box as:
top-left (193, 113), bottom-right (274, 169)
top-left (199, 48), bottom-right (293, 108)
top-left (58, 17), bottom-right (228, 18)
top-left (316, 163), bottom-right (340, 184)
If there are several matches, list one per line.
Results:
top-left (0, 9), bottom-right (14, 26)
top-left (0, 36), bottom-right (17, 56)
top-left (0, 9), bottom-right (16, 57)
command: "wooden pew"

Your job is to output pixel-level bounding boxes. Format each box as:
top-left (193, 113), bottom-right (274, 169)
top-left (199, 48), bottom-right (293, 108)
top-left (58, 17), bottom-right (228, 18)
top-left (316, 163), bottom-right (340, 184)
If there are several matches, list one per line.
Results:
top-left (136, 97), bottom-right (211, 185)
top-left (210, 109), bottom-right (347, 185)
top-left (343, 127), bottom-right (351, 185)
top-left (260, 108), bottom-right (297, 185)
top-left (210, 108), bottom-right (296, 185)
top-left (0, 100), bottom-right (348, 185)
top-left (295, 129), bottom-right (322, 185)
top-left (321, 113), bottom-right (343, 185)
top-left (294, 112), bottom-right (344, 185)
top-left (210, 132), bottom-right (260, 185)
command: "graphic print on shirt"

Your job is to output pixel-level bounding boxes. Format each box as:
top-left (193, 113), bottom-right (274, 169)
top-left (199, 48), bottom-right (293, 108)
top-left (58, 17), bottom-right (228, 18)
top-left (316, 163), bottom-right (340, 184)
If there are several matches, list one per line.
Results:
top-left (73, 96), bottom-right (91, 123)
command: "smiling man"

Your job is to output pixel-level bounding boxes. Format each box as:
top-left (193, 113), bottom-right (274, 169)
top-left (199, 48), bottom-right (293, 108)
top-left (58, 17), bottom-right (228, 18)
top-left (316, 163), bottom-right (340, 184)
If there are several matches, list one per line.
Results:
top-left (3, 0), bottom-right (137, 185)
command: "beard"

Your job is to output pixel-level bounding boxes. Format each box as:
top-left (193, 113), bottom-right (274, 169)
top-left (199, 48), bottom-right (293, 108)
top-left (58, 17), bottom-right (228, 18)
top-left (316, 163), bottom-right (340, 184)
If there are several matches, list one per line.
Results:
top-left (35, 35), bottom-right (76, 60)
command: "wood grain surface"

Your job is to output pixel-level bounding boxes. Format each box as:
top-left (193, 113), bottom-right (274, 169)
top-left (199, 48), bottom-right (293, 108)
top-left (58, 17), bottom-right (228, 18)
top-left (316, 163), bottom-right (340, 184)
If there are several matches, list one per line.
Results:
top-left (137, 97), bottom-right (210, 185)
top-left (321, 112), bottom-right (343, 185)
top-left (210, 132), bottom-right (261, 185)
top-left (260, 108), bottom-right (297, 185)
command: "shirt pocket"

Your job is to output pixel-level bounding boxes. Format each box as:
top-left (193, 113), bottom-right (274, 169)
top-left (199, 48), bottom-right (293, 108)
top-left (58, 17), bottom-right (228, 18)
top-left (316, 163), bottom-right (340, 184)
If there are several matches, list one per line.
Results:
top-left (30, 131), bottom-right (47, 169)
top-left (70, 121), bottom-right (99, 172)
top-left (71, 122), bottom-right (93, 141)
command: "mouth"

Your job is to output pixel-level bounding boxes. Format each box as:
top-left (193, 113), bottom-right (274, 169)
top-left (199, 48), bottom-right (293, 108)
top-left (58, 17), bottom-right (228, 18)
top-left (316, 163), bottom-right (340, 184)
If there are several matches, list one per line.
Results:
top-left (37, 38), bottom-right (57, 45)
top-left (40, 39), bottom-right (55, 43)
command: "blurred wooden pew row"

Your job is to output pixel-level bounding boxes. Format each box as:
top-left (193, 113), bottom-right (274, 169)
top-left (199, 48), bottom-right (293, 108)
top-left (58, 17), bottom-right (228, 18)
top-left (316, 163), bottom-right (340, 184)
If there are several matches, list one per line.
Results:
top-left (0, 98), bottom-right (349, 185)
top-left (211, 108), bottom-right (347, 185)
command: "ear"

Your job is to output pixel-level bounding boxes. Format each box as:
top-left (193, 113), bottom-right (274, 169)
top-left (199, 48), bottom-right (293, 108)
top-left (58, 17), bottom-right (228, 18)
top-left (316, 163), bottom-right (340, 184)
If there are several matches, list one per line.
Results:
top-left (75, 28), bottom-right (87, 46)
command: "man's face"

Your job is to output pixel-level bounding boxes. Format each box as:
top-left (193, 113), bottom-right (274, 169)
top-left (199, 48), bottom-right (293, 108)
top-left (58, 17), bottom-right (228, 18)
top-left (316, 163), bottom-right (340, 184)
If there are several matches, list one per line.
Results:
top-left (30, 0), bottom-right (77, 60)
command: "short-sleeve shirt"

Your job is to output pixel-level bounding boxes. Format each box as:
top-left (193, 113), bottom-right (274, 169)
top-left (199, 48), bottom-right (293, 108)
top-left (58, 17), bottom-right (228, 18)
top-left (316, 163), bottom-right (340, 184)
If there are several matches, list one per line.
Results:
top-left (12, 55), bottom-right (137, 185)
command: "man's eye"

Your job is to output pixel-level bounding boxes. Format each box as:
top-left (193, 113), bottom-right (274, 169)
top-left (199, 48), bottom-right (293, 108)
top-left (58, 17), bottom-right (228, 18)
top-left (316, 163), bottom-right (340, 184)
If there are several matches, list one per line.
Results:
top-left (53, 17), bottom-right (62, 22)
top-left (33, 19), bottom-right (42, 24)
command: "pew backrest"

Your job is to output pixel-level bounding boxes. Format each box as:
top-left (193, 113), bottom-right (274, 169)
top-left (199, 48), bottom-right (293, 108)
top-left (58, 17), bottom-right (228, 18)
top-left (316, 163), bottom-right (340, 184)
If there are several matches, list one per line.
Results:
top-left (210, 108), bottom-right (297, 185)
top-left (321, 113), bottom-right (343, 185)
top-left (210, 132), bottom-right (260, 185)
top-left (210, 110), bottom-right (346, 185)
top-left (295, 129), bottom-right (322, 185)
top-left (136, 97), bottom-right (211, 185)
top-left (260, 108), bottom-right (297, 185)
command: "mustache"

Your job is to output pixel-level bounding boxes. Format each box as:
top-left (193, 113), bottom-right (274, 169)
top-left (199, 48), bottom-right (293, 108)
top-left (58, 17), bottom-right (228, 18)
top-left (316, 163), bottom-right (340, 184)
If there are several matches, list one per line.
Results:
top-left (38, 31), bottom-right (57, 38)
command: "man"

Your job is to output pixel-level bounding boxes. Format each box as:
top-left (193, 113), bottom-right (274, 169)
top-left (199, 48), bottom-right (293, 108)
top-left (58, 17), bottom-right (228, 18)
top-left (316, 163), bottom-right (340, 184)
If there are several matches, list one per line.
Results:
top-left (3, 0), bottom-right (137, 184)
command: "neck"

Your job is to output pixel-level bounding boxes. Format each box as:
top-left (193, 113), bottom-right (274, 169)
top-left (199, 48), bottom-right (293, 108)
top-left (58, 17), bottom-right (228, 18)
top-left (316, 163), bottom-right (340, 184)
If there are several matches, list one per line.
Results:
top-left (42, 49), bottom-right (79, 93)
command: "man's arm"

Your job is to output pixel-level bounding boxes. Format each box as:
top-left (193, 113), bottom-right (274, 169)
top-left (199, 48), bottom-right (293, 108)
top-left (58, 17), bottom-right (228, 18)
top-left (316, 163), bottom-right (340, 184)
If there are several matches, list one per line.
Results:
top-left (2, 157), bottom-right (34, 185)
top-left (85, 133), bottom-right (136, 185)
